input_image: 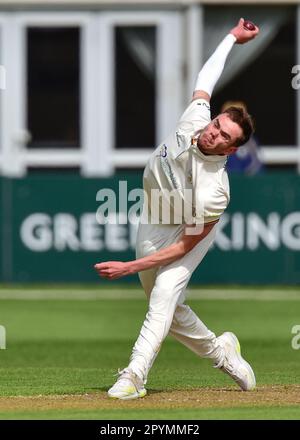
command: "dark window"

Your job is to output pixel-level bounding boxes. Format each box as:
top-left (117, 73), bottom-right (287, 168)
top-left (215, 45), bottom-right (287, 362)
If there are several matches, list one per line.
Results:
top-left (27, 27), bottom-right (80, 149)
top-left (115, 26), bottom-right (156, 149)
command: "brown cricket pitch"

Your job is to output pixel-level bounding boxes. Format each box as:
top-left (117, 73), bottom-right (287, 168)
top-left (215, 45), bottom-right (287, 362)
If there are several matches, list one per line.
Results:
top-left (0, 385), bottom-right (299, 413)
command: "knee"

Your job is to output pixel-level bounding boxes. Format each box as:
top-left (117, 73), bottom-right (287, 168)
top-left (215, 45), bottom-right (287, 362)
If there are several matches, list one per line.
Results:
top-left (148, 285), bottom-right (178, 316)
top-left (171, 303), bottom-right (191, 326)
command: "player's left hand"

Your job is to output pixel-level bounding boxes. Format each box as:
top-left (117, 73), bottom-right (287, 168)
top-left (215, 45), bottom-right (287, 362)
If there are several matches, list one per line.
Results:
top-left (94, 261), bottom-right (132, 280)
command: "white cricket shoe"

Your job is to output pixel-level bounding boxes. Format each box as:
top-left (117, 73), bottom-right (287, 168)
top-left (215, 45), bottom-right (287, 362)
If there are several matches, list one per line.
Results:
top-left (216, 332), bottom-right (256, 391)
top-left (108, 368), bottom-right (147, 400)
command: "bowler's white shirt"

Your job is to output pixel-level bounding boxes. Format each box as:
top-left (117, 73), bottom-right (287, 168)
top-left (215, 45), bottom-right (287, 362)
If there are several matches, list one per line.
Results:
top-left (143, 99), bottom-right (230, 225)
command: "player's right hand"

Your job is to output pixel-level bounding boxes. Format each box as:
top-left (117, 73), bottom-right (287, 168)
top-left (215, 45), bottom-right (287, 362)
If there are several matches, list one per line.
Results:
top-left (230, 18), bottom-right (259, 44)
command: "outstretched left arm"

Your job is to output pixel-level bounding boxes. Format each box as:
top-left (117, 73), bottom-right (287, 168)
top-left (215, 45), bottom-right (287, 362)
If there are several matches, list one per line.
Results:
top-left (94, 221), bottom-right (218, 280)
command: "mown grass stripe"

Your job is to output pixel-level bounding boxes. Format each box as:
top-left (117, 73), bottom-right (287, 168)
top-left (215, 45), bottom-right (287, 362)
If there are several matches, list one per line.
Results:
top-left (0, 288), bottom-right (299, 301)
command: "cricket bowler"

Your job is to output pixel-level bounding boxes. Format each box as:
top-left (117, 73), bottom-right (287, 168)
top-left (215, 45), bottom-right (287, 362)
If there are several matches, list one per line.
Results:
top-left (95, 18), bottom-right (260, 400)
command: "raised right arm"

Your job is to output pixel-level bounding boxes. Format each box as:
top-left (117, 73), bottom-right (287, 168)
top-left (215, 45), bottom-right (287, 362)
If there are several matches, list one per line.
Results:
top-left (192, 18), bottom-right (259, 103)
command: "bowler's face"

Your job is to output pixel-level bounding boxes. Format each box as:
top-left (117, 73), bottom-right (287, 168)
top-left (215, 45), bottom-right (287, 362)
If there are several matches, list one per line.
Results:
top-left (198, 113), bottom-right (242, 155)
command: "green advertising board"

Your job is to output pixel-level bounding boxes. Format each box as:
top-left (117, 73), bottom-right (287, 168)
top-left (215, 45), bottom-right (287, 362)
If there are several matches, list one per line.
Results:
top-left (0, 177), bottom-right (2, 281)
top-left (0, 172), bottom-right (299, 284)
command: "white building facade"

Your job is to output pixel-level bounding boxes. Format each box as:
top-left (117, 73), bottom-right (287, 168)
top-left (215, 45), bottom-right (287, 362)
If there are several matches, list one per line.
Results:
top-left (0, 0), bottom-right (298, 176)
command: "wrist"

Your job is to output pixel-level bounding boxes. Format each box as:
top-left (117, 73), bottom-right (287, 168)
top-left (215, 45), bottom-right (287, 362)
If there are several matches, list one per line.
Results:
top-left (126, 261), bottom-right (138, 275)
top-left (228, 33), bottom-right (237, 44)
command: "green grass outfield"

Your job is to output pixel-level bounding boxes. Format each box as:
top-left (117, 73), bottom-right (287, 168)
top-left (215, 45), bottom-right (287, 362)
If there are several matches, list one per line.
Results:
top-left (0, 285), bottom-right (299, 419)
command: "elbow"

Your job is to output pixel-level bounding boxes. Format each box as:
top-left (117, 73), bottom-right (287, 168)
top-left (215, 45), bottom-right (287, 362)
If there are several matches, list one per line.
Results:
top-left (180, 242), bottom-right (194, 257)
top-left (184, 246), bottom-right (194, 256)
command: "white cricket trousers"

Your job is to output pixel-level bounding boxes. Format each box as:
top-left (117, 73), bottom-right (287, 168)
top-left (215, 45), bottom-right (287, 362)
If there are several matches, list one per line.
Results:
top-left (128, 220), bottom-right (224, 383)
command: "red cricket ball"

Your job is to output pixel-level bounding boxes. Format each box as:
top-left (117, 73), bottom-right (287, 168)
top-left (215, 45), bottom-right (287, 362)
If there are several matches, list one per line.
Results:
top-left (243, 20), bottom-right (256, 31)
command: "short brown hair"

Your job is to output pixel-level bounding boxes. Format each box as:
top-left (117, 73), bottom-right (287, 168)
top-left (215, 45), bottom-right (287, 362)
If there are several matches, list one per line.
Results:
top-left (222, 106), bottom-right (255, 147)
